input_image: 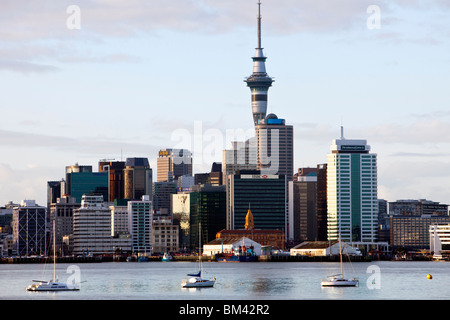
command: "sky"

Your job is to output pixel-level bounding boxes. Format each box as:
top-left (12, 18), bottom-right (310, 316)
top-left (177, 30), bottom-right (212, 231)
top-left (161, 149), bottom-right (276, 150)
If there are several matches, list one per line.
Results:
top-left (0, 0), bottom-right (450, 207)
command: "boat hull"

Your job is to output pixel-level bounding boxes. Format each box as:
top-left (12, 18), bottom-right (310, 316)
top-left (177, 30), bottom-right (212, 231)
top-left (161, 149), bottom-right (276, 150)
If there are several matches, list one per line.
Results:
top-left (217, 255), bottom-right (257, 263)
top-left (321, 279), bottom-right (358, 287)
top-left (26, 282), bottom-right (80, 291)
top-left (182, 279), bottom-right (215, 288)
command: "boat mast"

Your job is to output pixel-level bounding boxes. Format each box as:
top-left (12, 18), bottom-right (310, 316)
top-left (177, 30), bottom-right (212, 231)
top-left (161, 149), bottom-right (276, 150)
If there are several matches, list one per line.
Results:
top-left (53, 219), bottom-right (56, 282)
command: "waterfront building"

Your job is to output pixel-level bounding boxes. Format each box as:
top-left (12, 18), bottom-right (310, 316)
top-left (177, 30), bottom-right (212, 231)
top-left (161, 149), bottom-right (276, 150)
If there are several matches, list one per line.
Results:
top-left (226, 170), bottom-right (287, 234)
top-left (203, 237), bottom-right (262, 256)
top-left (390, 214), bottom-right (450, 250)
top-left (110, 200), bottom-right (129, 237)
top-left (157, 149), bottom-right (192, 182)
top-left (128, 195), bottom-right (153, 254)
top-left (172, 192), bottom-right (191, 251)
top-left (189, 184), bottom-right (227, 251)
top-left (326, 128), bottom-right (378, 243)
top-left (429, 224), bottom-right (450, 256)
top-left (49, 195), bottom-right (80, 255)
top-left (123, 157), bottom-right (152, 201)
top-left (12, 200), bottom-right (46, 256)
top-left (152, 216), bottom-right (179, 253)
top-left (244, 0), bottom-right (274, 126)
top-left (98, 160), bottom-right (126, 202)
top-left (72, 195), bottom-right (131, 255)
top-left (217, 207), bottom-right (285, 250)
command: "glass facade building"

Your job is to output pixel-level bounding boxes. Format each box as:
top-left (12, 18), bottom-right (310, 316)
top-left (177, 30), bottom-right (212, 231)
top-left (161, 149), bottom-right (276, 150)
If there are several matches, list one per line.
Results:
top-left (226, 171), bottom-right (287, 233)
top-left (326, 130), bottom-right (378, 242)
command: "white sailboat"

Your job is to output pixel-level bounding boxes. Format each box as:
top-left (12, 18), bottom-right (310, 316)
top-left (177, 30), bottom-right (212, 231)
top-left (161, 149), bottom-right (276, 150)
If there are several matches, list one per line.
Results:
top-left (321, 234), bottom-right (358, 287)
top-left (182, 224), bottom-right (216, 288)
top-left (26, 220), bottom-right (80, 292)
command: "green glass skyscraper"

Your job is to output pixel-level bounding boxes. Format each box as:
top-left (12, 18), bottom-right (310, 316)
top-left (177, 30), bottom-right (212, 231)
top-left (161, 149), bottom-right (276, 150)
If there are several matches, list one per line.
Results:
top-left (326, 128), bottom-right (378, 242)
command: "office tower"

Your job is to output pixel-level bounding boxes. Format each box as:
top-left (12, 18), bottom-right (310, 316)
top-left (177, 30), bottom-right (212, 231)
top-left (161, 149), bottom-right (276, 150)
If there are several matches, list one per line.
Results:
top-left (110, 202), bottom-right (129, 237)
top-left (172, 192), bottom-right (191, 251)
top-left (316, 164), bottom-right (328, 241)
top-left (189, 184), bottom-right (226, 250)
top-left (289, 169), bottom-right (317, 243)
top-left (47, 180), bottom-right (64, 210)
top-left (69, 171), bottom-right (108, 203)
top-left (152, 181), bottom-right (177, 215)
top-left (226, 170), bottom-right (287, 232)
top-left (222, 138), bottom-right (257, 182)
top-left (209, 162), bottom-right (222, 186)
top-left (152, 218), bottom-right (179, 254)
top-left (49, 195), bottom-right (80, 255)
top-left (98, 160), bottom-right (126, 202)
top-left (244, 0), bottom-right (274, 126)
top-left (12, 200), bottom-right (46, 256)
top-left (326, 128), bottom-right (378, 242)
top-left (255, 114), bottom-right (294, 180)
top-left (65, 163), bottom-right (92, 195)
top-left (72, 195), bottom-right (112, 255)
top-left (157, 149), bottom-right (192, 182)
top-left (128, 195), bottom-right (153, 254)
top-left (123, 157), bottom-right (152, 200)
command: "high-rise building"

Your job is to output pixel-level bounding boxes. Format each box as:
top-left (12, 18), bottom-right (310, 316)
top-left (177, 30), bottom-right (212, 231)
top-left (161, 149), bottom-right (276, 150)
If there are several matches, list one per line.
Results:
top-left (189, 184), bottom-right (226, 250)
top-left (244, 0), bottom-right (274, 127)
top-left (326, 128), bottom-right (378, 242)
top-left (289, 169), bottom-right (318, 243)
top-left (157, 149), bottom-right (192, 182)
top-left (255, 114), bottom-right (294, 180)
top-left (49, 195), bottom-right (80, 255)
top-left (99, 160), bottom-right (126, 202)
top-left (69, 171), bottom-right (108, 203)
top-left (128, 195), bottom-right (153, 254)
top-left (65, 163), bottom-right (92, 196)
top-left (226, 170), bottom-right (287, 233)
top-left (316, 164), bottom-right (328, 241)
top-left (222, 138), bottom-right (257, 182)
top-left (72, 195), bottom-right (112, 255)
top-left (12, 200), bottom-right (47, 256)
top-left (123, 157), bottom-right (152, 200)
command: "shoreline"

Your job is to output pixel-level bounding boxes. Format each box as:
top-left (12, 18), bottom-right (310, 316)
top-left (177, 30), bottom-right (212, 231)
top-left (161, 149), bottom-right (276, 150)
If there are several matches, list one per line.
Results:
top-left (0, 254), bottom-right (431, 264)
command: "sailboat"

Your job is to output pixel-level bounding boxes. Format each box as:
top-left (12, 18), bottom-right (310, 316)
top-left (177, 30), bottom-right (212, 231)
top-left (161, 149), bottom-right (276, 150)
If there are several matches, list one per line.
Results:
top-left (181, 223), bottom-right (216, 288)
top-left (321, 234), bottom-right (358, 287)
top-left (26, 220), bottom-right (80, 292)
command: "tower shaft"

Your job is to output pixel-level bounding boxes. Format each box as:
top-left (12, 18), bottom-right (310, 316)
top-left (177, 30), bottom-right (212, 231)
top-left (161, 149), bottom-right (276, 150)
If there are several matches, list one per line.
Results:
top-left (245, 0), bottom-right (274, 127)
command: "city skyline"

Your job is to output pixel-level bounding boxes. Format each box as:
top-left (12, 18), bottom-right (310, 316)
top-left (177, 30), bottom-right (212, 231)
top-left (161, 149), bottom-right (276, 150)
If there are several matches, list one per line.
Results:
top-left (1, 1), bottom-right (450, 207)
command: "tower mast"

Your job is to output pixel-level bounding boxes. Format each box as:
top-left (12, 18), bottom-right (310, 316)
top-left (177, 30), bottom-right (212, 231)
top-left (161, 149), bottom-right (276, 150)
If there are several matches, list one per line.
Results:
top-left (245, 0), bottom-right (274, 127)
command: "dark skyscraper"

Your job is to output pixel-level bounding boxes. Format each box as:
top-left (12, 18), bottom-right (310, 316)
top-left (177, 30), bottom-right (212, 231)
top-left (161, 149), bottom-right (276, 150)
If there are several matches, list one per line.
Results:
top-left (244, 0), bottom-right (274, 127)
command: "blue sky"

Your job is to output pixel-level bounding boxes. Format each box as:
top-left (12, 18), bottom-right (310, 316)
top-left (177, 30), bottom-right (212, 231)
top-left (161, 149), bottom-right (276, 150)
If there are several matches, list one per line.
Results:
top-left (0, 0), bottom-right (450, 207)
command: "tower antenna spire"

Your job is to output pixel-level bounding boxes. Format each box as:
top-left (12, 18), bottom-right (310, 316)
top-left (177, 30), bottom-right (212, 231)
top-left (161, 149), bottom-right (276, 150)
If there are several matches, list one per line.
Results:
top-left (257, 0), bottom-right (262, 49)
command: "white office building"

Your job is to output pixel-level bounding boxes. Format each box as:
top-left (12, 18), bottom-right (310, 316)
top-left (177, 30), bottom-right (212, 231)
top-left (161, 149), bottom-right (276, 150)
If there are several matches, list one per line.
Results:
top-left (128, 195), bottom-right (153, 254)
top-left (326, 128), bottom-right (378, 242)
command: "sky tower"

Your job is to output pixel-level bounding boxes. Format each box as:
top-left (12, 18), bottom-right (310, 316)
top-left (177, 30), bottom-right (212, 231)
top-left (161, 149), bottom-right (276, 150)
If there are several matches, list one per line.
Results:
top-left (245, 0), bottom-right (274, 127)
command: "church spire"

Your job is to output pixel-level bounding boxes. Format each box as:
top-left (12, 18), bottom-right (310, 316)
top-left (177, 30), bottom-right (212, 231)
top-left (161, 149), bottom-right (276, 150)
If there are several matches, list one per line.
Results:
top-left (245, 203), bottom-right (255, 230)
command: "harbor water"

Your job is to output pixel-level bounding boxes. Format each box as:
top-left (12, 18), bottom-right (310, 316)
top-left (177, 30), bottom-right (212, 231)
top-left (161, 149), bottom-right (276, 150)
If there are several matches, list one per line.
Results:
top-left (1, 260), bottom-right (449, 300)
